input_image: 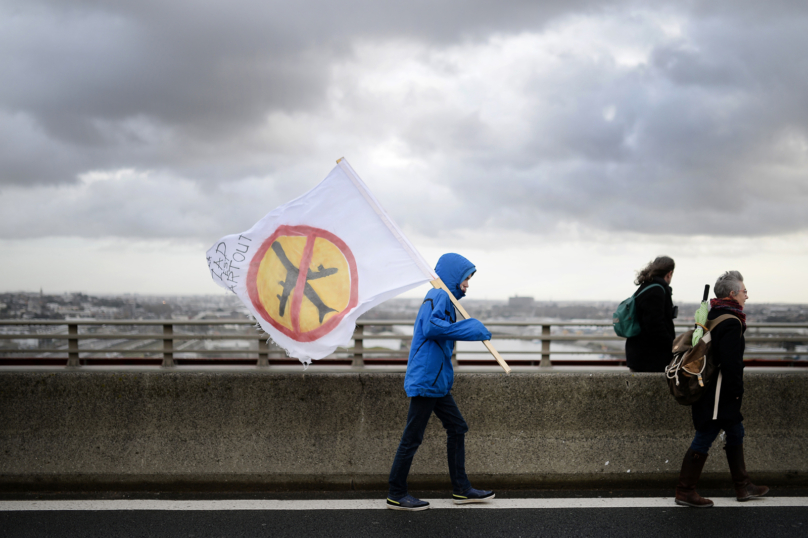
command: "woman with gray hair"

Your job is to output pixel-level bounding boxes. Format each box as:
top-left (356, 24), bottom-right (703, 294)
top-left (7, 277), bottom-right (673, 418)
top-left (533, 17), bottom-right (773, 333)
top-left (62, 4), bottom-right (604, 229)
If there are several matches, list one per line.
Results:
top-left (674, 271), bottom-right (769, 508)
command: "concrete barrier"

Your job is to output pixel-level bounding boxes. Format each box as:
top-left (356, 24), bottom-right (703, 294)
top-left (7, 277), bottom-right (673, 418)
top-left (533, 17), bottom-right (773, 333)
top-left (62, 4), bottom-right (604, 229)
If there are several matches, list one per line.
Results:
top-left (1, 371), bottom-right (807, 492)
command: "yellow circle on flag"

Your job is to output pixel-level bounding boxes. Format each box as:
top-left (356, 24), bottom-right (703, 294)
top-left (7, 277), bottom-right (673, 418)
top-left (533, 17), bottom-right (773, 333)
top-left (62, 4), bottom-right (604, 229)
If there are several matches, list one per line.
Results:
top-left (254, 233), bottom-right (352, 335)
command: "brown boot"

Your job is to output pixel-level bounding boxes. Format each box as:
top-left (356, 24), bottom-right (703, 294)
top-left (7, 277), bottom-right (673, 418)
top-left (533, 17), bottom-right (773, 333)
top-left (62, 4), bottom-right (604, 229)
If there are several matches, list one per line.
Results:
top-left (725, 444), bottom-right (769, 501)
top-left (675, 449), bottom-right (714, 508)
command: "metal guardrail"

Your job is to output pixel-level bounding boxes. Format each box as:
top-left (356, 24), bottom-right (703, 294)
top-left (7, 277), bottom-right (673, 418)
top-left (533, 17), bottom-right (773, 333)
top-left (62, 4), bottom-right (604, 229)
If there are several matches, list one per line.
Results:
top-left (0, 319), bottom-right (808, 368)
top-left (1, 319), bottom-right (807, 369)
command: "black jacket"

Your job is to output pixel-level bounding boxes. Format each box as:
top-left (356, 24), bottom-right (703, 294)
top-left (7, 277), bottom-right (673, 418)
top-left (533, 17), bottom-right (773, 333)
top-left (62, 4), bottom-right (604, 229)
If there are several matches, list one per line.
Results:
top-left (691, 308), bottom-right (745, 431)
top-left (625, 277), bottom-right (676, 372)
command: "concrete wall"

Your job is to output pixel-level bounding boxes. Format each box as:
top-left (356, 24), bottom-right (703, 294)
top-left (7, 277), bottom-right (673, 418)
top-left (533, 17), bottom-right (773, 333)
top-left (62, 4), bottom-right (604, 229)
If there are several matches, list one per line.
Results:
top-left (1, 371), bottom-right (807, 492)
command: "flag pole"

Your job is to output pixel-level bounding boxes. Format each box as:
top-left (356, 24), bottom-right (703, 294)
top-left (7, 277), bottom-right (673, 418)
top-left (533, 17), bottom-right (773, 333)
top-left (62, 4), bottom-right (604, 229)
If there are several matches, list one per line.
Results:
top-left (431, 279), bottom-right (512, 374)
top-left (336, 157), bottom-right (511, 374)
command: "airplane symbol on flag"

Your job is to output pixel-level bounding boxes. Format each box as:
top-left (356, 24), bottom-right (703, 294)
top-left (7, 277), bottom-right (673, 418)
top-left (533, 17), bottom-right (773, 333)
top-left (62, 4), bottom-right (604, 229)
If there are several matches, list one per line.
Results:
top-left (271, 241), bottom-right (338, 324)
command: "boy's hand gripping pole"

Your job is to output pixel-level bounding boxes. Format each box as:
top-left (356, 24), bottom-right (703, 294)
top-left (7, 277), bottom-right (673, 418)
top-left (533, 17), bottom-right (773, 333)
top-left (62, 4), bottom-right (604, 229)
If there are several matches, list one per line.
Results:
top-left (430, 279), bottom-right (511, 374)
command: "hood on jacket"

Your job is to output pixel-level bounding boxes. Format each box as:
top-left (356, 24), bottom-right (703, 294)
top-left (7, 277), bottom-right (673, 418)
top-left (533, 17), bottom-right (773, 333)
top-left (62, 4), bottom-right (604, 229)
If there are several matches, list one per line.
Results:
top-left (435, 253), bottom-right (476, 300)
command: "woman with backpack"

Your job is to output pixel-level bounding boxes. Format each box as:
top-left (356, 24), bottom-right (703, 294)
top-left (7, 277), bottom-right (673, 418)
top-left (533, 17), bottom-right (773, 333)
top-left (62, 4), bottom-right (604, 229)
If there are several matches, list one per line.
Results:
top-left (625, 256), bottom-right (677, 372)
top-left (674, 271), bottom-right (769, 508)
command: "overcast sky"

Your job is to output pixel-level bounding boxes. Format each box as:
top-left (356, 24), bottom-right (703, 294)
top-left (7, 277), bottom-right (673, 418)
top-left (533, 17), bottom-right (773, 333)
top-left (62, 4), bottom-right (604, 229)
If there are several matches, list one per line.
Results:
top-left (1, 0), bottom-right (808, 304)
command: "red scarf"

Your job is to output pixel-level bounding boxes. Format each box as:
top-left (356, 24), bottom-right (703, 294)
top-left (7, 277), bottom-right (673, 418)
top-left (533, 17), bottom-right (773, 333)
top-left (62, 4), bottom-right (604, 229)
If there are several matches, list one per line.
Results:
top-left (710, 298), bottom-right (746, 329)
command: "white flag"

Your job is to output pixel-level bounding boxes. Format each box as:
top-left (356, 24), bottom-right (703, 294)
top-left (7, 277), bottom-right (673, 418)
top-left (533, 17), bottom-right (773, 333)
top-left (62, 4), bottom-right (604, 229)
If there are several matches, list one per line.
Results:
top-left (206, 159), bottom-right (437, 365)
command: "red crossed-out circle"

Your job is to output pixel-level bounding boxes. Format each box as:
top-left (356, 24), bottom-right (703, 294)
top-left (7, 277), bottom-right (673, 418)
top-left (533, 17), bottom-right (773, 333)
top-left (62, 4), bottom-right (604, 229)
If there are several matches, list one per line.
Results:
top-left (247, 225), bottom-right (359, 342)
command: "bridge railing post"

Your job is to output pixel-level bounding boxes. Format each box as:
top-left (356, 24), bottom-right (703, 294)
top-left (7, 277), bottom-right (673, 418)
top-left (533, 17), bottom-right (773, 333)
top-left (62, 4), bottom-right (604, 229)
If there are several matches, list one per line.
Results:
top-left (67, 323), bottom-right (80, 368)
top-left (257, 336), bottom-right (269, 367)
top-left (540, 324), bottom-right (551, 368)
top-left (352, 325), bottom-right (364, 368)
top-left (161, 323), bottom-right (174, 368)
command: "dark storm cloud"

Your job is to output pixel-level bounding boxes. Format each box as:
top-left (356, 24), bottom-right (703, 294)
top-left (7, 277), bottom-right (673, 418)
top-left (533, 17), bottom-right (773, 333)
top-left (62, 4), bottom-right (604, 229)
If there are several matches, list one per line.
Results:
top-left (1, 0), bottom-right (807, 240)
top-left (0, 0), bottom-right (338, 184)
top-left (0, 0), bottom-right (613, 186)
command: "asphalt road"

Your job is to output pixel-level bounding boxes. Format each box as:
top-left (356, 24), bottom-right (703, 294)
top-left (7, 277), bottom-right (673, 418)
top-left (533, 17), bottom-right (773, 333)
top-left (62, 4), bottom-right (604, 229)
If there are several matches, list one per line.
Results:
top-left (1, 507), bottom-right (806, 538)
top-left (1, 491), bottom-right (806, 538)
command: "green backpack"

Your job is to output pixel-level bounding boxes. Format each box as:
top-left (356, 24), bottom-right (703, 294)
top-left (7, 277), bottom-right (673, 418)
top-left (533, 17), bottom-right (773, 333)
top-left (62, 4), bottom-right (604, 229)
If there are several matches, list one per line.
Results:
top-left (612, 283), bottom-right (663, 338)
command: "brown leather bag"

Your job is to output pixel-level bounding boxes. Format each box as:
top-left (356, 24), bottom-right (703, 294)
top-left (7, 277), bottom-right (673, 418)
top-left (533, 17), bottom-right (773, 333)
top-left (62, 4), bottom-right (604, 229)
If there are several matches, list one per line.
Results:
top-left (665, 314), bottom-right (739, 405)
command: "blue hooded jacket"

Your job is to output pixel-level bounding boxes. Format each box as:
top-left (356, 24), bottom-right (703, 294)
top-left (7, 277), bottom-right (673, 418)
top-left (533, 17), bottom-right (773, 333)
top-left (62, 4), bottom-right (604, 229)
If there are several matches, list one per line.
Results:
top-left (403, 253), bottom-right (492, 397)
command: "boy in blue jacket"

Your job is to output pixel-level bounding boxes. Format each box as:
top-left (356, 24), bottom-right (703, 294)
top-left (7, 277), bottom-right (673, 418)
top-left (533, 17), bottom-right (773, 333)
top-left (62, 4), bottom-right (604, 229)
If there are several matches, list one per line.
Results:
top-left (386, 253), bottom-right (495, 511)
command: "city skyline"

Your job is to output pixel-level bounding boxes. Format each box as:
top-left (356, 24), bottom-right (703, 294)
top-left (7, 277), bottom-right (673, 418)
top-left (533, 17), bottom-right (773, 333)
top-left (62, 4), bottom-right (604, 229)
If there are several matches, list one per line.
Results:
top-left (2, 290), bottom-right (805, 324)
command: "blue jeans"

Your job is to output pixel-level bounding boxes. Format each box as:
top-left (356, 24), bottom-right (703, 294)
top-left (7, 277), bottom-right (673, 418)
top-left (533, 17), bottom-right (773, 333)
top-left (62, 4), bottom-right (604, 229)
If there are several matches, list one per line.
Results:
top-left (690, 420), bottom-right (745, 454)
top-left (388, 394), bottom-right (472, 498)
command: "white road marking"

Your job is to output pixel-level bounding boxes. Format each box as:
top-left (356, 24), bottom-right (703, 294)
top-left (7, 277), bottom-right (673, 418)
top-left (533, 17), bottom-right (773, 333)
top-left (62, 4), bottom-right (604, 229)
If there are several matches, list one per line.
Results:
top-left (0, 497), bottom-right (806, 511)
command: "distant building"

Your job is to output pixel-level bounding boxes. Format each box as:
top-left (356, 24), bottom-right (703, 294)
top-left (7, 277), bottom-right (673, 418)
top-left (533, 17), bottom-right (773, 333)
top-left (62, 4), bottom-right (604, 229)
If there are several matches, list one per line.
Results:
top-left (508, 296), bottom-right (535, 310)
top-left (26, 297), bottom-right (42, 315)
